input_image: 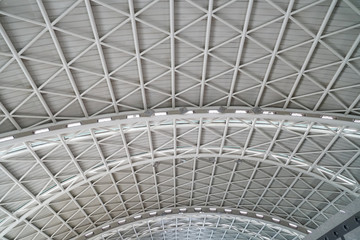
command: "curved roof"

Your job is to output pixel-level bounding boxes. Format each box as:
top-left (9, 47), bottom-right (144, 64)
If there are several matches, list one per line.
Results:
top-left (97, 209), bottom-right (306, 240)
top-left (0, 0), bottom-right (359, 239)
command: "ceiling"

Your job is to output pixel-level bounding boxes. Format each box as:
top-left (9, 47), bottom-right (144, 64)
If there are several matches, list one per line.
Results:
top-left (0, 0), bottom-right (359, 239)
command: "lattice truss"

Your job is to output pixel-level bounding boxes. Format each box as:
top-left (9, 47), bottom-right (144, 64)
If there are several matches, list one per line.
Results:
top-left (1, 0), bottom-right (360, 240)
top-left (0, 115), bottom-right (359, 239)
top-left (0, 0), bottom-right (360, 134)
top-left (102, 213), bottom-right (305, 240)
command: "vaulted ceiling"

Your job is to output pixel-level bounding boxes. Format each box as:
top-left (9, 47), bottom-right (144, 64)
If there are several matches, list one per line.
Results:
top-left (0, 0), bottom-right (359, 239)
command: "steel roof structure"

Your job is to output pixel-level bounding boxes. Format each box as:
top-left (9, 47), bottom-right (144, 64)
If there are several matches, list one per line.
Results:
top-left (0, 0), bottom-right (359, 239)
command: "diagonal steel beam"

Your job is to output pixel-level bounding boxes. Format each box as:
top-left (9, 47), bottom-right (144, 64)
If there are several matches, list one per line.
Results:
top-left (250, 121), bottom-right (285, 211)
top-left (199, 0), bottom-right (214, 107)
top-left (84, 0), bottom-right (119, 113)
top-left (0, 23), bottom-right (56, 123)
top-left (59, 136), bottom-right (110, 228)
top-left (226, 0), bottom-right (253, 106)
top-left (205, 118), bottom-right (230, 205)
top-left (313, 34), bottom-right (360, 111)
top-left (128, 0), bottom-right (148, 110)
top-left (24, 144), bottom-right (85, 237)
top-left (89, 130), bottom-right (129, 217)
top-left (0, 102), bottom-right (20, 130)
top-left (36, 0), bottom-right (89, 118)
top-left (236, 120), bottom-right (259, 208)
top-left (283, 0), bottom-right (338, 108)
top-left (0, 0), bottom-right (82, 78)
top-left (0, 205), bottom-right (50, 239)
top-left (0, 162), bottom-right (77, 239)
top-left (255, 0), bottom-right (294, 106)
top-left (118, 124), bottom-right (145, 211)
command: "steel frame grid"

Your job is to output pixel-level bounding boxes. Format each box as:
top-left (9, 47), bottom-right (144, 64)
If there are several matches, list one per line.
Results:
top-left (0, 112), bottom-right (360, 239)
top-left (0, 0), bottom-right (360, 239)
top-left (0, 0), bottom-right (359, 132)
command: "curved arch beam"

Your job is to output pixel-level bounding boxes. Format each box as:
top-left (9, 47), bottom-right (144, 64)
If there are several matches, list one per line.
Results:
top-left (79, 207), bottom-right (307, 240)
top-left (122, 228), bottom-right (259, 240)
top-left (1, 113), bottom-right (359, 194)
top-left (1, 107), bottom-right (359, 146)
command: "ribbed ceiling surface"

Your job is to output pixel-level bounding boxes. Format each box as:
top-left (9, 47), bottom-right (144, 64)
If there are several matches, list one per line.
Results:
top-left (0, 0), bottom-right (359, 240)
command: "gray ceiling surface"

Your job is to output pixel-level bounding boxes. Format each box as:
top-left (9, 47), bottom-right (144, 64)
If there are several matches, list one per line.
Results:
top-left (0, 0), bottom-right (359, 239)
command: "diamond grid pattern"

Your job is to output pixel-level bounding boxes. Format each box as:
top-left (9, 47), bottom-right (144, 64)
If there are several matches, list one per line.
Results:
top-left (0, 0), bottom-right (360, 239)
top-left (0, 116), bottom-right (359, 239)
top-left (0, 0), bottom-right (359, 134)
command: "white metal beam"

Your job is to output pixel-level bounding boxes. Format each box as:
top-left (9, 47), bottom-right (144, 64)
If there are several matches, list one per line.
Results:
top-left (118, 124), bottom-right (146, 211)
top-left (226, 0), bottom-right (253, 106)
top-left (0, 205), bottom-right (50, 240)
top-left (199, 0), bottom-right (214, 107)
top-left (0, 102), bottom-right (20, 130)
top-left (170, 0), bottom-right (175, 107)
top-left (0, 23), bottom-right (56, 123)
top-left (313, 34), bottom-right (360, 111)
top-left (89, 129), bottom-right (130, 217)
top-left (128, 0), bottom-right (148, 109)
top-left (37, 0), bottom-right (89, 117)
top-left (84, 0), bottom-right (119, 113)
top-left (255, 0), bottom-right (294, 106)
top-left (283, 0), bottom-right (337, 108)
